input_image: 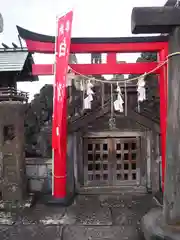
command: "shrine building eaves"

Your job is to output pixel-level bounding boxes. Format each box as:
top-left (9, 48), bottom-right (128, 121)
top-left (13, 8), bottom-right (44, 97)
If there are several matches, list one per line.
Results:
top-left (0, 47), bottom-right (38, 82)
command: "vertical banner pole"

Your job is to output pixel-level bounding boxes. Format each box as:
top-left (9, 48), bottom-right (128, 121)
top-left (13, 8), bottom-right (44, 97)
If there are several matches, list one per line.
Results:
top-left (51, 16), bottom-right (59, 197)
top-left (52, 11), bottom-right (73, 198)
top-left (158, 46), bottom-right (168, 192)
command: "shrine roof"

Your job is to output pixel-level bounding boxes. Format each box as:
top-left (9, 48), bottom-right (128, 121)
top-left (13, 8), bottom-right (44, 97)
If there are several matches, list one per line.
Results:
top-left (0, 49), bottom-right (28, 72)
top-left (0, 48), bottom-right (38, 82)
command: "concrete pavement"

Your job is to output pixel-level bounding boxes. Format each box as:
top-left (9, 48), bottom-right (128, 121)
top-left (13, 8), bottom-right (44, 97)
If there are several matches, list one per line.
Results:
top-left (0, 193), bottom-right (156, 240)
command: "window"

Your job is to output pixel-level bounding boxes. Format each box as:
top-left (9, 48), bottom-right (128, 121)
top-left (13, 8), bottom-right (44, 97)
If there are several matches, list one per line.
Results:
top-left (3, 125), bottom-right (15, 142)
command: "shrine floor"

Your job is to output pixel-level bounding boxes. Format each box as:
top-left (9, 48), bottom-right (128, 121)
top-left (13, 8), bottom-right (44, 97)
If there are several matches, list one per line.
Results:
top-left (0, 193), bottom-right (157, 240)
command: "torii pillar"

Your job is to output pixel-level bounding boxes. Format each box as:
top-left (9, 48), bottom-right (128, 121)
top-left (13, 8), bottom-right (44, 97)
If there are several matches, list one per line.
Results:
top-left (132, 5), bottom-right (180, 239)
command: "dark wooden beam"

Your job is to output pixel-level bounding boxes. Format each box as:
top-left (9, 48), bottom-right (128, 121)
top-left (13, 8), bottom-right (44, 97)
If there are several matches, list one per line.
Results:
top-left (68, 101), bottom-right (110, 132)
top-left (68, 97), bottom-right (160, 133)
top-left (131, 7), bottom-right (180, 34)
top-left (165, 0), bottom-right (177, 6)
top-left (68, 85), bottom-right (138, 118)
top-left (17, 25), bottom-right (168, 44)
top-left (127, 109), bottom-right (160, 133)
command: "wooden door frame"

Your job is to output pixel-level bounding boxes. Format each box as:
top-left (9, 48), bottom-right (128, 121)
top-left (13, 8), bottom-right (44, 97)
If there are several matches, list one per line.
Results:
top-left (83, 138), bottom-right (111, 187)
top-left (83, 131), bottom-right (143, 138)
top-left (82, 131), bottom-right (143, 188)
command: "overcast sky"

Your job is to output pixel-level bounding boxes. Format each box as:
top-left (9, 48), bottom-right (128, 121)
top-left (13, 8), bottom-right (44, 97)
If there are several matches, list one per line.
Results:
top-left (0, 0), bottom-right (167, 100)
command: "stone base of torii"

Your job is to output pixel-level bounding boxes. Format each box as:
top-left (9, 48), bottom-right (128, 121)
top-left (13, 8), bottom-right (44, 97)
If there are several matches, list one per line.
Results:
top-left (132, 1), bottom-right (180, 239)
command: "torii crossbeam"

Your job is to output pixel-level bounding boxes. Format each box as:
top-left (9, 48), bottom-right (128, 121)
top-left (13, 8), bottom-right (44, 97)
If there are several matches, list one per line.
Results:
top-left (17, 26), bottom-right (167, 76)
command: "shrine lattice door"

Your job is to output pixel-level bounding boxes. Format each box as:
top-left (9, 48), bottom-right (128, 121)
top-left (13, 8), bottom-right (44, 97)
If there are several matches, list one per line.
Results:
top-left (83, 137), bottom-right (141, 187)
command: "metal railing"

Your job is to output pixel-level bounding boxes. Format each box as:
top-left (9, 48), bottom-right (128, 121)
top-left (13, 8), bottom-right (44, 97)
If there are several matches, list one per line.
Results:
top-left (0, 87), bottom-right (29, 102)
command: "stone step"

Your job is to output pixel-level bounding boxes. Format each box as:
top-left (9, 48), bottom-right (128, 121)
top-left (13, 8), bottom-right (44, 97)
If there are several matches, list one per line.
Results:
top-left (78, 186), bottom-right (147, 195)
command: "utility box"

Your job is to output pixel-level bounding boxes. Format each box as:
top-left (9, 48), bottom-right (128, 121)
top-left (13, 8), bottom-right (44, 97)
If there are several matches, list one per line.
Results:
top-left (0, 101), bottom-right (27, 201)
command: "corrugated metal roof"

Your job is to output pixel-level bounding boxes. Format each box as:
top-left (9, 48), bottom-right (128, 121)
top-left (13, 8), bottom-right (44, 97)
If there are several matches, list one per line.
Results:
top-left (0, 51), bottom-right (28, 72)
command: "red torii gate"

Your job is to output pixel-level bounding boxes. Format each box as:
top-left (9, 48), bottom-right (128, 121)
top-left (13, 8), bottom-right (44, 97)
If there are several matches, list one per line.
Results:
top-left (17, 25), bottom-right (168, 197)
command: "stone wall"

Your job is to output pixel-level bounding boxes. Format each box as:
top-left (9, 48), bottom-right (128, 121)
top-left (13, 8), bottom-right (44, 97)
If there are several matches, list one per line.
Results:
top-left (26, 158), bottom-right (52, 193)
top-left (25, 134), bottom-right (75, 195)
top-left (0, 102), bottom-right (27, 201)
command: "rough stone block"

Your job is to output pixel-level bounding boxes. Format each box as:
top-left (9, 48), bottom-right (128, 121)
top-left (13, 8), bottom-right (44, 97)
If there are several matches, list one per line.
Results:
top-left (29, 179), bottom-right (44, 192)
top-left (2, 184), bottom-right (24, 201)
top-left (0, 102), bottom-right (26, 201)
top-left (38, 165), bottom-right (47, 178)
top-left (26, 165), bottom-right (38, 178)
top-left (141, 208), bottom-right (180, 240)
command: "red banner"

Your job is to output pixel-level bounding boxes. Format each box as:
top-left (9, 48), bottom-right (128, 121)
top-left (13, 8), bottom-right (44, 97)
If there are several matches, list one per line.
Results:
top-left (52, 11), bottom-right (73, 198)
